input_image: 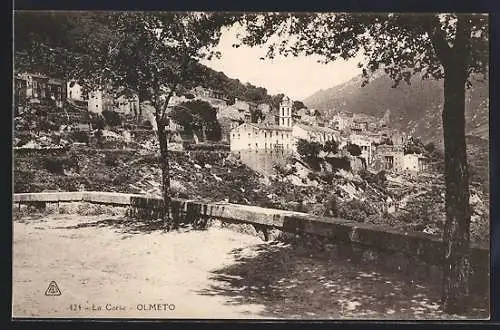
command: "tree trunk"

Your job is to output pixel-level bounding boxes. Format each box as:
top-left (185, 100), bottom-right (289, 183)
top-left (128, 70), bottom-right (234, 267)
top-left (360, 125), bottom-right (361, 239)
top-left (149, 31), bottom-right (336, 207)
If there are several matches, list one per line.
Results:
top-left (157, 123), bottom-right (172, 227)
top-left (441, 60), bottom-right (472, 314)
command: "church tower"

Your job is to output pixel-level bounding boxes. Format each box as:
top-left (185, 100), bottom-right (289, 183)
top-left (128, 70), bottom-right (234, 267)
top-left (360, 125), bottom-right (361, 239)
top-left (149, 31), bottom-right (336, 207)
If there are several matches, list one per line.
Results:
top-left (278, 96), bottom-right (293, 127)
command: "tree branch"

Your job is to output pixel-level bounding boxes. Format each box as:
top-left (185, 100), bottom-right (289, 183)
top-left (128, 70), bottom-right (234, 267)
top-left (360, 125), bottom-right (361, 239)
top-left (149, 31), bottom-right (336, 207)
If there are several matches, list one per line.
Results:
top-left (424, 15), bottom-right (452, 67)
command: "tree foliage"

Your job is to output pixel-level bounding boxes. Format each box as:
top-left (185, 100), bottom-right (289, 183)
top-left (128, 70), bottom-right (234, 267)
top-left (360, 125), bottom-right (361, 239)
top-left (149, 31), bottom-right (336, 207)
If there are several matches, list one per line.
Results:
top-left (345, 143), bottom-right (362, 157)
top-left (15, 12), bottom-right (238, 225)
top-left (170, 100), bottom-right (222, 141)
top-left (323, 139), bottom-right (339, 154)
top-left (235, 12), bottom-right (488, 313)
top-left (292, 100), bottom-right (307, 111)
top-left (296, 139), bottom-right (322, 158)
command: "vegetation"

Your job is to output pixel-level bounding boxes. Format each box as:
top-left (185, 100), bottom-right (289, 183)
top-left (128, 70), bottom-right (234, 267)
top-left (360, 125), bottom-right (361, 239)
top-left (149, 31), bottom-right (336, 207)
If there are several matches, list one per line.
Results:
top-left (323, 139), bottom-right (339, 154)
top-left (102, 110), bottom-right (122, 127)
top-left (170, 100), bottom-right (221, 142)
top-left (14, 12), bottom-right (240, 226)
top-left (236, 12), bottom-right (488, 313)
top-left (296, 139), bottom-right (322, 159)
top-left (345, 143), bottom-right (362, 157)
top-left (70, 130), bottom-right (89, 144)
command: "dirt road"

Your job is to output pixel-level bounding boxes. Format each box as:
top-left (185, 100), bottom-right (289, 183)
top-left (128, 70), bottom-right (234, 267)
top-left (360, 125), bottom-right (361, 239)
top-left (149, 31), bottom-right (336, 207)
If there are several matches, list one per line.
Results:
top-left (13, 214), bottom-right (268, 318)
top-left (12, 213), bottom-right (488, 319)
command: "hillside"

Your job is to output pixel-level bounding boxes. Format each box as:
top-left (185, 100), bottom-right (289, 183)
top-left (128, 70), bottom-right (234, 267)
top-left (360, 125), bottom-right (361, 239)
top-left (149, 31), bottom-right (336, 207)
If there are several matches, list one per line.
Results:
top-left (303, 73), bottom-right (489, 144)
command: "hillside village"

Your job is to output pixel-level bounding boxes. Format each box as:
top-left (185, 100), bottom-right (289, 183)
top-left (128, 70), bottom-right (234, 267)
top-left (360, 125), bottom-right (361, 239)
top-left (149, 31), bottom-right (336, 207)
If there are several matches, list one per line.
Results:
top-left (13, 69), bottom-right (489, 245)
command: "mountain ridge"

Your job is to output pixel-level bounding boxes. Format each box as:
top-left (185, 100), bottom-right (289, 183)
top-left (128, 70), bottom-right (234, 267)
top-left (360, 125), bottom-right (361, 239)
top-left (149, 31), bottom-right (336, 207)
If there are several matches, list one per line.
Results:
top-left (303, 73), bottom-right (489, 144)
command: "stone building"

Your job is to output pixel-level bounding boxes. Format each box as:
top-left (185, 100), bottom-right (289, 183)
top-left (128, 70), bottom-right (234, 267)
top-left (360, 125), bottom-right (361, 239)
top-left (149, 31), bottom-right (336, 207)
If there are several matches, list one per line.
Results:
top-left (230, 96), bottom-right (339, 154)
top-left (230, 96), bottom-right (294, 153)
top-left (372, 144), bottom-right (429, 173)
top-left (88, 89), bottom-right (115, 114)
top-left (292, 124), bottom-right (338, 145)
top-left (14, 72), bottom-right (66, 112)
top-left (67, 80), bottom-right (85, 102)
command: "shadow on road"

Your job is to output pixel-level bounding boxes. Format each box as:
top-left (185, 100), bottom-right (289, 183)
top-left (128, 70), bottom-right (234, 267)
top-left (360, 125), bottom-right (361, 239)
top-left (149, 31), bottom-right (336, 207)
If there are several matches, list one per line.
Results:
top-left (197, 241), bottom-right (489, 320)
top-left (55, 217), bottom-right (183, 234)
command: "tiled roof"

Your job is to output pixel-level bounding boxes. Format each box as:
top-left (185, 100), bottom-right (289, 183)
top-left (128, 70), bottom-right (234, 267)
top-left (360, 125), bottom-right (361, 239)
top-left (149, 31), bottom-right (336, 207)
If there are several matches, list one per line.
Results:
top-left (295, 123), bottom-right (338, 135)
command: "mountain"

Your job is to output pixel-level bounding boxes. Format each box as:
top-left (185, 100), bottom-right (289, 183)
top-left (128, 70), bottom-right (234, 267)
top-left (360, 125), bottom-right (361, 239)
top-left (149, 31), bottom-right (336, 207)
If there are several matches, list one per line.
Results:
top-left (303, 73), bottom-right (489, 144)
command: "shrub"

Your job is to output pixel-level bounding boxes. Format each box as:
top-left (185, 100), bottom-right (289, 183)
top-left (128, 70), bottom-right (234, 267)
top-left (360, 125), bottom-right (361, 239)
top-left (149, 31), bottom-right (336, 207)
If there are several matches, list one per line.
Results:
top-left (325, 156), bottom-right (351, 171)
top-left (273, 163), bottom-right (297, 177)
top-left (323, 139), bottom-right (339, 154)
top-left (296, 139), bottom-right (322, 158)
top-left (424, 142), bottom-right (436, 154)
top-left (104, 153), bottom-right (119, 167)
top-left (307, 172), bottom-right (319, 182)
top-left (360, 169), bottom-right (387, 188)
top-left (345, 143), bottom-right (362, 156)
top-left (42, 156), bottom-right (78, 174)
top-left (319, 172), bottom-right (335, 184)
top-left (184, 93), bottom-right (195, 99)
top-left (102, 110), bottom-right (122, 127)
top-left (337, 199), bottom-right (377, 223)
top-left (70, 130), bottom-right (89, 144)
top-left (324, 197), bottom-right (339, 217)
top-left (91, 116), bottom-right (106, 130)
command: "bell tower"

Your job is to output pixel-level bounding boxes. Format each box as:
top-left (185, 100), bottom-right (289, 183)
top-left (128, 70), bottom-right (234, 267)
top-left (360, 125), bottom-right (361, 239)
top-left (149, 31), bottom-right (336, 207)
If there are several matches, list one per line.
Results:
top-left (278, 96), bottom-right (293, 127)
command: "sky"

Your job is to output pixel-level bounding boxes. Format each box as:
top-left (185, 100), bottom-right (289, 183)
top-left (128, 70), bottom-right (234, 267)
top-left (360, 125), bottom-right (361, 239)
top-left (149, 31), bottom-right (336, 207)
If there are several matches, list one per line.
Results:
top-left (201, 24), bottom-right (364, 101)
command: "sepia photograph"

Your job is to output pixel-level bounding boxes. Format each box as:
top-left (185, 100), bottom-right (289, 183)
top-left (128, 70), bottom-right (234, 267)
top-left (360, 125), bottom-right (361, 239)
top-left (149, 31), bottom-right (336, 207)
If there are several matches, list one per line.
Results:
top-left (12, 11), bottom-right (490, 320)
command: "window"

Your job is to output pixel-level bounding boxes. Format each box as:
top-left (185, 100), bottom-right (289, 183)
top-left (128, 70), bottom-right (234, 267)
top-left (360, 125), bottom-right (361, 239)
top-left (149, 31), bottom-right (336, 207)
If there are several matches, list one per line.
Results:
top-left (238, 134), bottom-right (240, 138)
top-left (265, 132), bottom-right (267, 138)
top-left (384, 156), bottom-right (394, 170)
top-left (232, 134), bottom-right (235, 139)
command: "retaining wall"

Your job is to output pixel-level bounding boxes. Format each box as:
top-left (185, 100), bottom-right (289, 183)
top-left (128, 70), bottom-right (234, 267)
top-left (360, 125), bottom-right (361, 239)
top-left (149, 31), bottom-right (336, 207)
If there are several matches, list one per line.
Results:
top-left (13, 191), bottom-right (489, 296)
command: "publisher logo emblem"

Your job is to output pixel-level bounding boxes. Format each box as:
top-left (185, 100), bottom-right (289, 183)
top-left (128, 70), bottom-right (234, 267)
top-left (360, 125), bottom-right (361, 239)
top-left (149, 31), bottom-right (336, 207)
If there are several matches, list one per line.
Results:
top-left (45, 281), bottom-right (61, 296)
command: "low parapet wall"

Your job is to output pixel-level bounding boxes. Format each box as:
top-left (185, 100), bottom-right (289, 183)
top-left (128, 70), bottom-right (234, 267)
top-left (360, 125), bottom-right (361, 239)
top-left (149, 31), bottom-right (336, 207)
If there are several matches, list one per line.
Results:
top-left (13, 191), bottom-right (489, 295)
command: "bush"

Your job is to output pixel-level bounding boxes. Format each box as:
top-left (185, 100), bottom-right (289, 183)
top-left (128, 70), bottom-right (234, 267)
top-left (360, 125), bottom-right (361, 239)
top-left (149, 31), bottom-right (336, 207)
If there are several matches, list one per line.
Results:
top-left (102, 110), bottom-right (122, 127)
top-left (307, 172), bottom-right (320, 182)
top-left (91, 116), bottom-right (106, 130)
top-left (324, 197), bottom-right (339, 217)
top-left (319, 172), bottom-right (335, 184)
top-left (360, 169), bottom-right (387, 188)
top-left (345, 143), bottom-right (362, 156)
top-left (70, 130), bottom-right (89, 144)
top-left (296, 139), bottom-right (322, 158)
top-left (424, 142), bottom-right (436, 153)
top-left (325, 156), bottom-right (351, 171)
top-left (41, 156), bottom-right (78, 175)
top-left (337, 199), bottom-right (377, 223)
top-left (184, 143), bottom-right (230, 151)
top-left (104, 153), bottom-right (119, 167)
top-left (323, 139), bottom-right (339, 154)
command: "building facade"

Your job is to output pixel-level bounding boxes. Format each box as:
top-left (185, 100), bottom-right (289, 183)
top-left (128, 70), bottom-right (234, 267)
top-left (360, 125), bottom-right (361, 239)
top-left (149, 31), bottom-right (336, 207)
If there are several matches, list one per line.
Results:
top-left (372, 144), bottom-right (428, 173)
top-left (88, 90), bottom-right (115, 113)
top-left (230, 96), bottom-right (339, 154)
top-left (67, 80), bottom-right (85, 102)
top-left (14, 72), bottom-right (66, 111)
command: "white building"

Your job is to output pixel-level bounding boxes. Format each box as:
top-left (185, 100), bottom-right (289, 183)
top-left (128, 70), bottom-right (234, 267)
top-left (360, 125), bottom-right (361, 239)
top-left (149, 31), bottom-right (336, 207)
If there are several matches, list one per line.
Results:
top-left (292, 124), bottom-right (338, 145)
top-left (349, 133), bottom-right (376, 164)
top-left (230, 96), bottom-right (339, 154)
top-left (67, 80), bottom-right (85, 102)
top-left (402, 153), bottom-right (429, 172)
top-left (87, 89), bottom-right (115, 113)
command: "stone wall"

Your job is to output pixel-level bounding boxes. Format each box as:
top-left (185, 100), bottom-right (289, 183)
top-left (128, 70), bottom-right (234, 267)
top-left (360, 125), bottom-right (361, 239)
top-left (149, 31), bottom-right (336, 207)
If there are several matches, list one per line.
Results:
top-left (13, 191), bottom-right (489, 296)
